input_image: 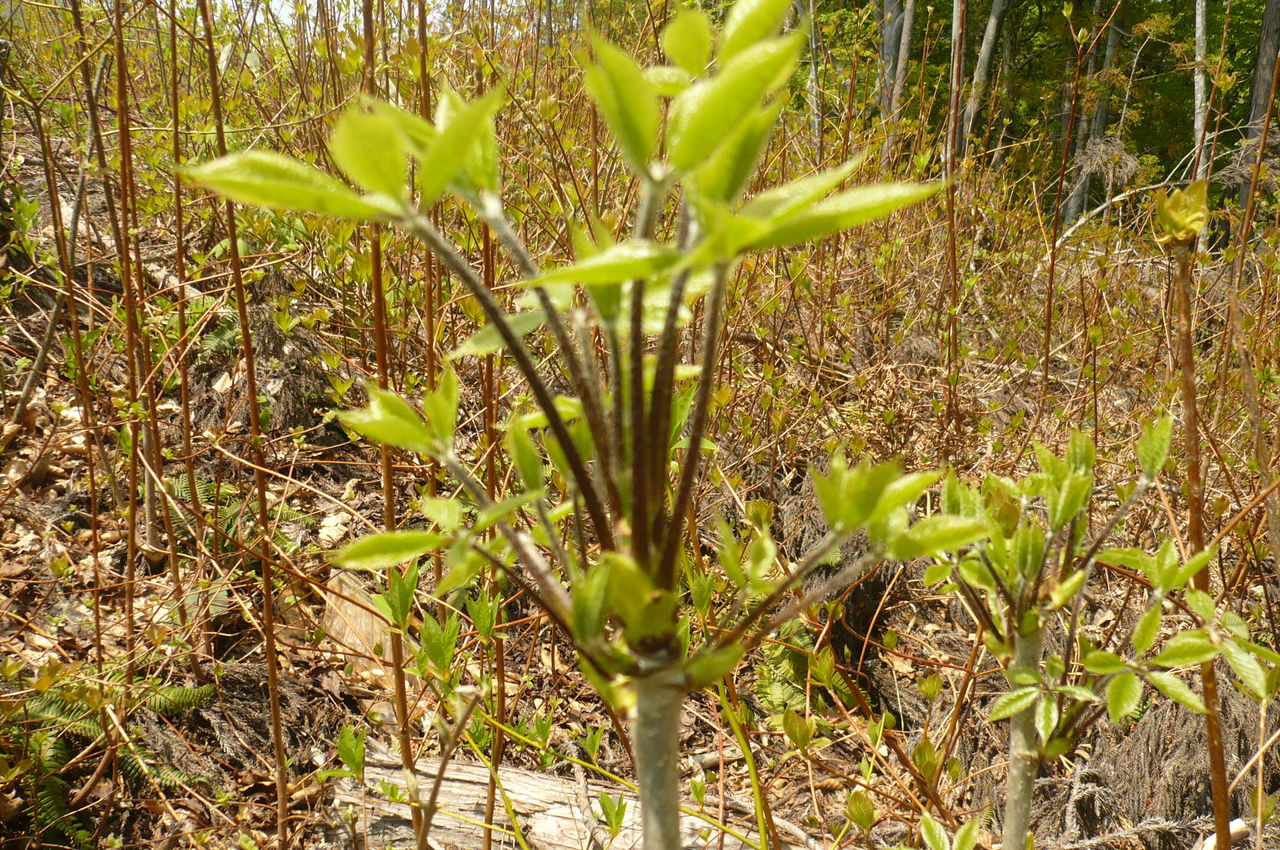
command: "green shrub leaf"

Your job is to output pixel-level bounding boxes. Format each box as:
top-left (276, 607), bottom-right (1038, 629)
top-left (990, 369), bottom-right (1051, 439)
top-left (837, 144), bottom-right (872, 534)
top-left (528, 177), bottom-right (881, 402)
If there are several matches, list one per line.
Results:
top-left (332, 530), bottom-right (445, 570)
top-left (746, 182), bottom-right (942, 250)
top-left (1106, 672), bottom-right (1143, 722)
top-left (329, 104), bottom-right (408, 199)
top-left (185, 151), bottom-right (397, 220)
top-left (1146, 671), bottom-right (1206, 713)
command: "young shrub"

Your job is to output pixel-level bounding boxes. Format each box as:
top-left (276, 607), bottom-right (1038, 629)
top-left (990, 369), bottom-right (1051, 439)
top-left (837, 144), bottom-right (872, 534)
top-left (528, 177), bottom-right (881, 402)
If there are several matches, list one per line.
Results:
top-left (187, 2), bottom-right (966, 845)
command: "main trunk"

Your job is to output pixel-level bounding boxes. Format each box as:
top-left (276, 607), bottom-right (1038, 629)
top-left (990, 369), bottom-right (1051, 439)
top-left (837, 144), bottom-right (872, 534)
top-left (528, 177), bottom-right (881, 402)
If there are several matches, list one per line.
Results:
top-left (1001, 628), bottom-right (1044, 850)
top-left (632, 663), bottom-right (686, 850)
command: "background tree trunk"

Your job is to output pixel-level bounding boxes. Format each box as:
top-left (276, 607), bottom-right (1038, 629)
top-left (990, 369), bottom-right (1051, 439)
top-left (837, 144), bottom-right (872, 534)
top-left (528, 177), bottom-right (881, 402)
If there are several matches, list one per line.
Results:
top-left (960, 0), bottom-right (1009, 155)
top-left (1240, 0), bottom-right (1280, 211)
top-left (880, 0), bottom-right (905, 115)
top-left (1193, 0), bottom-right (1208, 180)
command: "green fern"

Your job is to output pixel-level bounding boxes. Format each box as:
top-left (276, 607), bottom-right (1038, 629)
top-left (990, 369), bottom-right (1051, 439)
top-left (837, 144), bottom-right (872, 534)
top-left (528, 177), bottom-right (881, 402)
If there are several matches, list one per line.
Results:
top-left (3, 679), bottom-right (216, 848)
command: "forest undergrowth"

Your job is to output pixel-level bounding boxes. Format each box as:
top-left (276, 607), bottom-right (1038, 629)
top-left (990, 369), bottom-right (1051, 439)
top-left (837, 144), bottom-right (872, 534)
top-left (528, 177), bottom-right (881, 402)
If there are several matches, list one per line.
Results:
top-left (0, 1), bottom-right (1278, 849)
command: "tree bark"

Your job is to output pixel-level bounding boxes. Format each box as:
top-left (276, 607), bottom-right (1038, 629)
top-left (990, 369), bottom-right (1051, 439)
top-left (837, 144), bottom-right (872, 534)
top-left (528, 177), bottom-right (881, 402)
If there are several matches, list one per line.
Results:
top-left (1193, 0), bottom-right (1208, 180)
top-left (879, 0), bottom-right (917, 166)
top-left (960, 0), bottom-right (1009, 154)
top-left (1241, 0), bottom-right (1280, 210)
top-left (880, 0), bottom-right (904, 115)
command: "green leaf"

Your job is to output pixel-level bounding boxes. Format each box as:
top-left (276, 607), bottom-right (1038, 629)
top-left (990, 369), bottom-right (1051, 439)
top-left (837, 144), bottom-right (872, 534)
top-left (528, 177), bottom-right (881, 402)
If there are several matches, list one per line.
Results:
top-left (719, 0), bottom-right (794, 62)
top-left (781, 707), bottom-right (813, 749)
top-left (420, 88), bottom-right (504, 204)
top-left (338, 384), bottom-right (435, 454)
top-left (693, 98), bottom-right (783, 203)
top-left (739, 160), bottom-right (858, 223)
top-left (527, 240), bottom-right (679, 288)
top-left (661, 7), bottom-right (713, 75)
top-left (331, 530), bottom-right (446, 571)
top-left (888, 514), bottom-right (988, 560)
top-left (988, 686), bottom-right (1039, 721)
top-left (1035, 694), bottom-right (1060, 744)
top-left (874, 470), bottom-right (942, 520)
top-left (668, 33), bottom-right (803, 171)
top-left (746, 182), bottom-right (942, 250)
top-left (1221, 639), bottom-right (1270, 701)
top-left (422, 366), bottom-right (459, 447)
top-left (1096, 548), bottom-right (1151, 572)
top-left (920, 812), bottom-right (950, 850)
top-left (505, 422), bottom-right (545, 492)
top-left (365, 99), bottom-right (437, 158)
top-left (572, 566), bottom-right (610, 644)
top-left (328, 104), bottom-right (408, 199)
top-left (336, 725), bottom-right (366, 779)
top-left (1184, 588), bottom-right (1217, 624)
top-left (435, 543), bottom-right (484, 596)
top-left (1146, 671), bottom-right (1207, 713)
top-left (1152, 631), bottom-right (1219, 667)
top-left (1165, 548), bottom-right (1215, 591)
top-left (953, 818), bottom-right (980, 850)
top-left (1106, 673), bottom-right (1143, 723)
top-left (685, 645), bottom-right (745, 690)
top-left (1149, 540), bottom-right (1178, 590)
top-left (1132, 604), bottom-right (1161, 654)
top-left (419, 497), bottom-right (464, 532)
top-left (1048, 569), bottom-right (1087, 610)
top-left (185, 151), bottom-right (397, 220)
top-left (1081, 650), bottom-right (1126, 675)
top-left (1047, 470), bottom-right (1092, 530)
top-left (644, 65), bottom-right (693, 96)
top-left (845, 790), bottom-right (875, 832)
top-left (449, 310), bottom-right (546, 360)
top-left (582, 37), bottom-right (659, 173)
top-left (1136, 415), bottom-right (1173, 479)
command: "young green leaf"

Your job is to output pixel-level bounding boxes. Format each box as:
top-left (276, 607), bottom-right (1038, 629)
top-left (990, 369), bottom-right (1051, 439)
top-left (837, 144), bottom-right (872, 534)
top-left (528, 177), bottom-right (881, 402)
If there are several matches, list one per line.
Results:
top-left (745, 182), bottom-right (942, 250)
top-left (919, 812), bottom-right (950, 850)
top-left (1081, 650), bottom-right (1126, 675)
top-left (419, 88), bottom-right (504, 204)
top-left (582, 37), bottom-right (659, 174)
top-left (685, 645), bottom-right (745, 690)
top-left (338, 384), bottom-right (435, 455)
top-left (1106, 672), bottom-right (1143, 722)
top-left (668, 33), bottom-right (803, 171)
top-left (329, 104), bottom-right (408, 200)
top-left (988, 685), bottom-right (1039, 721)
top-left (692, 98), bottom-right (784, 203)
top-left (185, 151), bottom-right (397, 220)
top-left (449, 310), bottom-right (546, 360)
top-left (718, 0), bottom-right (794, 62)
top-left (526, 240), bottom-right (679, 288)
top-left (332, 530), bottom-right (446, 571)
top-left (1151, 631), bottom-right (1219, 667)
top-left (888, 514), bottom-right (988, 560)
top-left (661, 6), bottom-right (713, 74)
top-left (1136, 415), bottom-right (1172, 479)
top-left (1146, 671), bottom-right (1207, 713)
top-left (1221, 640), bottom-right (1271, 701)
top-left (421, 366), bottom-right (459, 447)
top-left (1164, 547), bottom-right (1215, 591)
top-left (739, 159), bottom-right (858, 223)
top-left (1132, 604), bottom-right (1162, 654)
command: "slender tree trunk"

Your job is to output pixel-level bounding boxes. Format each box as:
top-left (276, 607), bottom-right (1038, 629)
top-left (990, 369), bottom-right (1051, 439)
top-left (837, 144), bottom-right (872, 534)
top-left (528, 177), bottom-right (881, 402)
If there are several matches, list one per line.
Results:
top-left (1193, 0), bottom-right (1209, 179)
top-left (880, 0), bottom-right (916, 166)
top-left (960, 0), bottom-right (1008, 154)
top-left (1066, 5), bottom-right (1118, 222)
top-left (1241, 0), bottom-right (1280, 211)
top-left (880, 0), bottom-right (904, 115)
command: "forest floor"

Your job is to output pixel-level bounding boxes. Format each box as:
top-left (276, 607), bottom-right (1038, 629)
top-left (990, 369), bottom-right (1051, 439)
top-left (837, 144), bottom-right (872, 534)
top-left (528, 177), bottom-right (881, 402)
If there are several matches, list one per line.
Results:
top-left (2, 115), bottom-right (1279, 850)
